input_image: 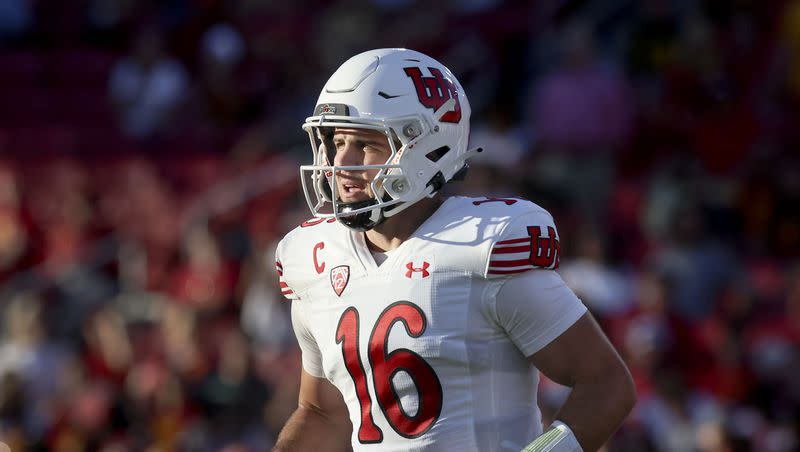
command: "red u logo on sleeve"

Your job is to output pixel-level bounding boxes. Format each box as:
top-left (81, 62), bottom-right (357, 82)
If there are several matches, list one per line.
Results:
top-left (527, 226), bottom-right (560, 269)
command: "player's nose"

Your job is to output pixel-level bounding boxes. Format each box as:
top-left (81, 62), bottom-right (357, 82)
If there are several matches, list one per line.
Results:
top-left (333, 141), bottom-right (363, 167)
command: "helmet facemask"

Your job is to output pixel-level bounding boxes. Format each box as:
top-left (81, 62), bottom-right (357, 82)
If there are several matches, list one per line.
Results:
top-left (300, 113), bottom-right (447, 231)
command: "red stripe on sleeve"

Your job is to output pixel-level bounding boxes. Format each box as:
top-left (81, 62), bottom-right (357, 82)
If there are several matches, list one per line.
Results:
top-left (496, 237), bottom-right (529, 245)
top-left (491, 245), bottom-right (530, 254)
top-left (488, 259), bottom-right (533, 268)
top-left (487, 268), bottom-right (532, 275)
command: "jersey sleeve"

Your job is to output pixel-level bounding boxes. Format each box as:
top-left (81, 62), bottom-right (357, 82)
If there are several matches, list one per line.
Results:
top-left (275, 241), bottom-right (299, 301)
top-left (290, 301), bottom-right (325, 378)
top-left (490, 270), bottom-right (587, 357)
top-left (276, 236), bottom-right (323, 377)
top-left (485, 206), bottom-right (561, 277)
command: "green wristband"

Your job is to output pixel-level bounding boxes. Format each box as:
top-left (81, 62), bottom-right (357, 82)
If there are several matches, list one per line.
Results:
top-left (520, 421), bottom-right (582, 452)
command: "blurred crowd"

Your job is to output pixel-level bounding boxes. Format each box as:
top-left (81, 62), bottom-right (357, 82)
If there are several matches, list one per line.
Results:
top-left (0, 0), bottom-right (799, 451)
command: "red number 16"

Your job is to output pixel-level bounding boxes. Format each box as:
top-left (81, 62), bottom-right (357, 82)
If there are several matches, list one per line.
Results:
top-left (336, 302), bottom-right (443, 443)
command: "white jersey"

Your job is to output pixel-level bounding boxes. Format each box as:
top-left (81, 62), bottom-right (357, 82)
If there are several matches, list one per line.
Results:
top-left (275, 196), bottom-right (586, 452)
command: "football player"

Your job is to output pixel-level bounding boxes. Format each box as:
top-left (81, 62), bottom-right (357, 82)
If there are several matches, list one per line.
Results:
top-left (272, 48), bottom-right (635, 452)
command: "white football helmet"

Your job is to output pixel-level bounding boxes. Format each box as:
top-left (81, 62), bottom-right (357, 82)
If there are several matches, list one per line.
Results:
top-left (300, 48), bottom-right (481, 231)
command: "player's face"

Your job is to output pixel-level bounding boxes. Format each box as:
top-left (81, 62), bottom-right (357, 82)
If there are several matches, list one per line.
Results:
top-left (331, 128), bottom-right (392, 203)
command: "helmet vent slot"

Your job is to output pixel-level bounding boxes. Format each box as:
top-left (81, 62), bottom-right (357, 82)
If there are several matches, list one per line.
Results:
top-left (425, 146), bottom-right (450, 162)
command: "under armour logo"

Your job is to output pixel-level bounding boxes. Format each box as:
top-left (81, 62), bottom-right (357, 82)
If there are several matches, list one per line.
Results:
top-left (405, 261), bottom-right (431, 278)
top-left (404, 67), bottom-right (462, 123)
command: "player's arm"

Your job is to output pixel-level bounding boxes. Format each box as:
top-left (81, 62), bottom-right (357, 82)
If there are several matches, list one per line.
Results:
top-left (486, 206), bottom-right (634, 451)
top-left (489, 267), bottom-right (634, 452)
top-left (528, 312), bottom-right (636, 451)
top-left (273, 252), bottom-right (353, 452)
top-left (272, 369), bottom-right (353, 452)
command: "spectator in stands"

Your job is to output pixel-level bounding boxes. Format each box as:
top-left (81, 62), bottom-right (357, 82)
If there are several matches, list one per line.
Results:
top-left (559, 227), bottom-right (632, 317)
top-left (653, 202), bottom-right (739, 321)
top-left (0, 2), bottom-right (798, 450)
top-left (531, 21), bottom-right (634, 153)
top-left (196, 23), bottom-right (248, 129)
top-left (468, 104), bottom-right (528, 171)
top-left (527, 21), bottom-right (634, 216)
top-left (109, 25), bottom-right (190, 141)
top-left (0, 0), bottom-right (32, 41)
top-left (779, 0), bottom-right (800, 103)
top-left (626, 0), bottom-right (682, 80)
top-left (240, 242), bottom-right (293, 351)
top-left (169, 226), bottom-right (236, 311)
top-left (0, 293), bottom-right (75, 447)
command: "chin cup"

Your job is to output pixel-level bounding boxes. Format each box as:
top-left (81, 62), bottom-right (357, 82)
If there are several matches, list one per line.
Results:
top-left (338, 199), bottom-right (386, 231)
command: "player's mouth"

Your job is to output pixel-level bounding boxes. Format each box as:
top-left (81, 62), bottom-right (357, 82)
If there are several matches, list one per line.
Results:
top-left (344, 184), bottom-right (364, 193)
top-left (338, 177), bottom-right (370, 201)
top-left (341, 183), bottom-right (367, 198)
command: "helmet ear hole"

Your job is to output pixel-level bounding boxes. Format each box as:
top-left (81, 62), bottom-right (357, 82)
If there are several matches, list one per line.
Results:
top-left (425, 146), bottom-right (450, 162)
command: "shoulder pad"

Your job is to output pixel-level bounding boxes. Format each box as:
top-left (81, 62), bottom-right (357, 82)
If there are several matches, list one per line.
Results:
top-left (274, 217), bottom-right (342, 300)
top-left (478, 198), bottom-right (561, 278)
top-left (274, 258), bottom-right (297, 300)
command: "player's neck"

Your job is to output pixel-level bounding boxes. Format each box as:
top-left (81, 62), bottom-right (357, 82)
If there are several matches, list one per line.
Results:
top-left (364, 196), bottom-right (443, 252)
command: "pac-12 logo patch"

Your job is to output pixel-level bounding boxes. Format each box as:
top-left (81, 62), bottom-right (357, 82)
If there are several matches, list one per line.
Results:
top-left (330, 265), bottom-right (350, 297)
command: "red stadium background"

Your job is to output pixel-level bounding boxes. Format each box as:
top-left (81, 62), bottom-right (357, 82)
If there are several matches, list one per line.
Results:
top-left (0, 1), bottom-right (798, 450)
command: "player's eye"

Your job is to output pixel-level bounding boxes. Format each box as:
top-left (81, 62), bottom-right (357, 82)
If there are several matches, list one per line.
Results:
top-left (364, 142), bottom-right (387, 153)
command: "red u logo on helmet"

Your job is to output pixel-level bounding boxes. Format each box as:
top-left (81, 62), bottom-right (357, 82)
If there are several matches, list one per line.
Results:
top-left (404, 67), bottom-right (462, 123)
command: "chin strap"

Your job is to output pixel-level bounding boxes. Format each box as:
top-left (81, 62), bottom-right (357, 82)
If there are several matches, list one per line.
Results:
top-left (336, 198), bottom-right (386, 231)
